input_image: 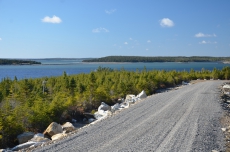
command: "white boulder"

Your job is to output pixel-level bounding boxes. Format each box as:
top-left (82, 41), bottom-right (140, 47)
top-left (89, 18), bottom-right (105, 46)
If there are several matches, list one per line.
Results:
top-left (111, 103), bottom-right (121, 112)
top-left (11, 141), bottom-right (36, 151)
top-left (62, 122), bottom-right (75, 133)
top-left (98, 102), bottom-right (111, 111)
top-left (17, 132), bottom-right (35, 144)
top-left (51, 133), bottom-right (67, 141)
top-left (33, 133), bottom-right (44, 138)
top-left (125, 94), bottom-right (136, 103)
top-left (120, 102), bottom-right (130, 109)
top-left (29, 136), bottom-right (50, 143)
top-left (137, 90), bottom-right (147, 99)
top-left (94, 110), bottom-right (112, 120)
top-left (98, 102), bottom-right (111, 115)
top-left (223, 84), bottom-right (230, 89)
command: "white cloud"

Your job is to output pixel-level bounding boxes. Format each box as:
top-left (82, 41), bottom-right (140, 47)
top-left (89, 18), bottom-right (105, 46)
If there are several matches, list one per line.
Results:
top-left (159, 18), bottom-right (174, 27)
top-left (92, 27), bottom-right (109, 33)
top-left (199, 40), bottom-right (217, 44)
top-left (0, 38), bottom-right (2, 41)
top-left (42, 15), bottom-right (62, 23)
top-left (129, 38), bottom-right (132, 40)
top-left (124, 42), bottom-right (128, 45)
top-left (147, 40), bottom-right (151, 43)
top-left (105, 9), bottom-right (116, 14)
top-left (195, 32), bottom-right (217, 38)
top-left (146, 48), bottom-right (149, 51)
top-left (199, 40), bottom-right (209, 44)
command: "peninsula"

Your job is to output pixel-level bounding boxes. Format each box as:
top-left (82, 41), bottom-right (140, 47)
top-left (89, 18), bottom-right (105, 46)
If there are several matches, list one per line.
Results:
top-left (82, 56), bottom-right (230, 63)
top-left (0, 59), bottom-right (41, 65)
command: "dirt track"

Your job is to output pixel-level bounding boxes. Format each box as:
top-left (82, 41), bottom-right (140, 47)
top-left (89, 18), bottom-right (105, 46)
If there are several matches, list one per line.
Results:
top-left (33, 81), bottom-right (226, 152)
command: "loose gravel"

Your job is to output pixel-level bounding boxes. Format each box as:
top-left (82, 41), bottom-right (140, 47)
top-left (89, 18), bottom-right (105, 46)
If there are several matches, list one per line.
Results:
top-left (32, 81), bottom-right (226, 152)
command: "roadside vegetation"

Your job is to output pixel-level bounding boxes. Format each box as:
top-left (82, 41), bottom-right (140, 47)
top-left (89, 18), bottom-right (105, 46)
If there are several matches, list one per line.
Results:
top-left (0, 66), bottom-right (230, 148)
top-left (83, 56), bottom-right (230, 62)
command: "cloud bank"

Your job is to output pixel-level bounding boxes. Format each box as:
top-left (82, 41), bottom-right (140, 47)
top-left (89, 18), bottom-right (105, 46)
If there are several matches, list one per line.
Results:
top-left (42, 15), bottom-right (62, 23)
top-left (92, 27), bottom-right (109, 33)
top-left (160, 18), bottom-right (174, 27)
top-left (195, 32), bottom-right (216, 37)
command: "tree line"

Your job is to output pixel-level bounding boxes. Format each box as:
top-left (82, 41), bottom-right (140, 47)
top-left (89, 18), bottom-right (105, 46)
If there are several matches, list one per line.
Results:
top-left (0, 59), bottom-right (41, 65)
top-left (0, 66), bottom-right (230, 148)
top-left (83, 56), bottom-right (230, 62)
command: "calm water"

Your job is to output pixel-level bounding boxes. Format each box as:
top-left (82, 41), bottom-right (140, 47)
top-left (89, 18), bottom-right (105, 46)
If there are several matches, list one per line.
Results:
top-left (0, 59), bottom-right (230, 80)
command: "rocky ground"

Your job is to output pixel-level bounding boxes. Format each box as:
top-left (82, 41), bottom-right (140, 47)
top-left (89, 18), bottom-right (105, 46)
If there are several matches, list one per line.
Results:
top-left (219, 82), bottom-right (230, 152)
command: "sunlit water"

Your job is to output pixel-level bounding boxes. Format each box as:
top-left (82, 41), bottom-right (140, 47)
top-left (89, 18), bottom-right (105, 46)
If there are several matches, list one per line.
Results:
top-left (0, 59), bottom-right (229, 81)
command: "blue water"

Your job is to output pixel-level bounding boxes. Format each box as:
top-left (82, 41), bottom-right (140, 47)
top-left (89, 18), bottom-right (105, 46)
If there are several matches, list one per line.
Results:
top-left (0, 59), bottom-right (229, 81)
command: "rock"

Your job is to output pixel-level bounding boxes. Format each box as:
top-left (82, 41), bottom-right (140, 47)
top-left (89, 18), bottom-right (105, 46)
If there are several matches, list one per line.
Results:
top-left (221, 128), bottom-right (226, 132)
top-left (212, 150), bottom-right (219, 152)
top-left (118, 98), bottom-right (125, 103)
top-left (223, 84), bottom-right (230, 89)
top-left (0, 149), bottom-right (12, 152)
top-left (125, 94), bottom-right (136, 103)
top-left (182, 81), bottom-right (189, 85)
top-left (94, 111), bottom-right (105, 120)
top-left (11, 141), bottom-right (36, 151)
top-left (137, 90), bottom-right (147, 99)
top-left (98, 102), bottom-right (111, 115)
top-left (51, 133), bottom-right (67, 141)
top-left (98, 102), bottom-right (111, 111)
top-left (43, 122), bottom-right (63, 138)
top-left (111, 103), bottom-right (121, 112)
top-left (17, 132), bottom-right (35, 144)
top-left (62, 122), bottom-right (75, 133)
top-left (88, 118), bottom-right (95, 123)
top-left (29, 136), bottom-right (50, 142)
top-left (94, 110), bottom-right (112, 120)
top-left (34, 133), bottom-right (44, 138)
top-left (72, 119), bottom-right (77, 123)
top-left (120, 102), bottom-right (130, 109)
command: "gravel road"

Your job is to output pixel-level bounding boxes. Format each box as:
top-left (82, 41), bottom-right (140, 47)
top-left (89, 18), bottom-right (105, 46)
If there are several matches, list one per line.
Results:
top-left (33, 81), bottom-right (225, 152)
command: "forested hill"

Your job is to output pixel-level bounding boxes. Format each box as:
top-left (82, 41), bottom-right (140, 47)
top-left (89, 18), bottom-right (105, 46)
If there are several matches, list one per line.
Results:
top-left (0, 59), bottom-right (41, 65)
top-left (82, 56), bottom-right (230, 62)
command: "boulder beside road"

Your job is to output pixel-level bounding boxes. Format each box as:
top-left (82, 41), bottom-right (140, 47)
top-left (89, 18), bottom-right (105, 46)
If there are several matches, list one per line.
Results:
top-left (43, 122), bottom-right (63, 138)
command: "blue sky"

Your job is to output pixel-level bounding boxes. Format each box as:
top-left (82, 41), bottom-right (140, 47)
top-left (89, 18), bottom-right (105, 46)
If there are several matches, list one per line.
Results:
top-left (0, 0), bottom-right (230, 58)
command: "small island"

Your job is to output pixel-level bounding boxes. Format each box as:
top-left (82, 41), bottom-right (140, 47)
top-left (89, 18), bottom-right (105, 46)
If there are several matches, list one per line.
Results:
top-left (0, 59), bottom-right (41, 65)
top-left (82, 56), bottom-right (230, 63)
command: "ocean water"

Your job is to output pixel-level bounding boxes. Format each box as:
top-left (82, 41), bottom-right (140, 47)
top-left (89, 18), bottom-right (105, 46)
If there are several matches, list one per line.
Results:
top-left (0, 59), bottom-right (229, 81)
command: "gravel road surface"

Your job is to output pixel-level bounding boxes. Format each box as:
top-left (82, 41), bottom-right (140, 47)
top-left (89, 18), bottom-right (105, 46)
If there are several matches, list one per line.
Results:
top-left (33, 81), bottom-right (225, 152)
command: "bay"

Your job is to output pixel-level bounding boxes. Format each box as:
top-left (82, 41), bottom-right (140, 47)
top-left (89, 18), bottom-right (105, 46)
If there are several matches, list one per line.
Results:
top-left (0, 59), bottom-right (230, 81)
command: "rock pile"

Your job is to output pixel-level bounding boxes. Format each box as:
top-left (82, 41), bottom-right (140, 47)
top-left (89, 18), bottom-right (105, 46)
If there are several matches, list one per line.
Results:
top-left (93, 90), bottom-right (147, 121)
top-left (9, 122), bottom-right (76, 151)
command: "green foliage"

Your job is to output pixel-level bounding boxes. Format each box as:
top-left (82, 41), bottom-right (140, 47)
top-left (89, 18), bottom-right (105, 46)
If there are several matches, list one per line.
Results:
top-left (0, 66), bottom-right (229, 148)
top-left (0, 59), bottom-right (41, 65)
top-left (83, 56), bottom-right (230, 62)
